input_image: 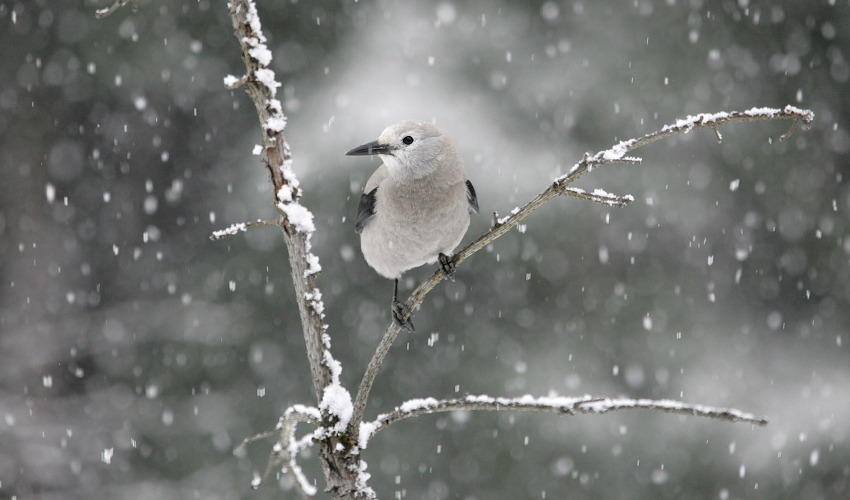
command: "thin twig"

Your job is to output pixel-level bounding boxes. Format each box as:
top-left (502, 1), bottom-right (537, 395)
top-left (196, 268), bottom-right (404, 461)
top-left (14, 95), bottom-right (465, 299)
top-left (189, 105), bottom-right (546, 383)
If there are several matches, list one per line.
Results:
top-left (713, 126), bottom-right (723, 143)
top-left (234, 429), bottom-right (279, 458)
top-left (94, 0), bottom-right (136, 19)
top-left (348, 105), bottom-right (814, 435)
top-left (779, 118), bottom-right (798, 142)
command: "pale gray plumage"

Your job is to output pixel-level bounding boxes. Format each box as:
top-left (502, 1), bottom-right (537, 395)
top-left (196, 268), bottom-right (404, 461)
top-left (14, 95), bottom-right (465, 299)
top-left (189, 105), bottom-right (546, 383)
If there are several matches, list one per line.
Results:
top-left (346, 120), bottom-right (478, 330)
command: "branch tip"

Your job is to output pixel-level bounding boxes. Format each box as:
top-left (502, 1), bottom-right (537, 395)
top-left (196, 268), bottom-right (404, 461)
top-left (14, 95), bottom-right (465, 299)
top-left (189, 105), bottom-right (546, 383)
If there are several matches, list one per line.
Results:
top-left (224, 74), bottom-right (248, 89)
top-left (94, 0), bottom-right (137, 19)
top-left (234, 428), bottom-right (278, 457)
top-left (779, 118), bottom-right (798, 142)
top-left (209, 219), bottom-right (279, 241)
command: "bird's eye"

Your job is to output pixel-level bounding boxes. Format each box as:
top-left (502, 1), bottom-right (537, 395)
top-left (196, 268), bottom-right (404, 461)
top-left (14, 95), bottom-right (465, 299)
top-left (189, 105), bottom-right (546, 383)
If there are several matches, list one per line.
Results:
top-left (402, 135), bottom-right (414, 145)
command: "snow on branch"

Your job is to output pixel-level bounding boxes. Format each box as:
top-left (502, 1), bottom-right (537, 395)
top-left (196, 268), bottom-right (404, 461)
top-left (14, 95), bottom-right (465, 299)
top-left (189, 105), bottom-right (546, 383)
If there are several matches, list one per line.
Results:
top-left (208, 219), bottom-right (280, 241)
top-left (349, 105), bottom-right (814, 435)
top-left (226, 0), bottom-right (337, 401)
top-left (226, 3), bottom-right (367, 496)
top-left (582, 105), bottom-right (814, 172)
top-left (558, 187), bottom-right (634, 209)
top-left (359, 394), bottom-right (768, 449)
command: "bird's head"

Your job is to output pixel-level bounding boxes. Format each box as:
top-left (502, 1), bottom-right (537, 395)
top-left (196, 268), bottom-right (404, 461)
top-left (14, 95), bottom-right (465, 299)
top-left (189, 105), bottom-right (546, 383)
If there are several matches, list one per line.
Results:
top-left (346, 121), bottom-right (456, 179)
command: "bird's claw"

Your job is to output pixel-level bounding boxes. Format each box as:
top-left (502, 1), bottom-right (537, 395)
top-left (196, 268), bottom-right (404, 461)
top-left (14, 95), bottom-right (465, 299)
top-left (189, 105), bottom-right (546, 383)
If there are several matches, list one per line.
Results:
top-left (438, 253), bottom-right (456, 281)
top-left (392, 298), bottom-right (415, 333)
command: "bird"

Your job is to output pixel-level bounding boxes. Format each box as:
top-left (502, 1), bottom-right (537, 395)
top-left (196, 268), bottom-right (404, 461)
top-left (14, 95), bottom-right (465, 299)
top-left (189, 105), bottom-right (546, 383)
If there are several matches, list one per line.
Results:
top-left (346, 120), bottom-right (478, 332)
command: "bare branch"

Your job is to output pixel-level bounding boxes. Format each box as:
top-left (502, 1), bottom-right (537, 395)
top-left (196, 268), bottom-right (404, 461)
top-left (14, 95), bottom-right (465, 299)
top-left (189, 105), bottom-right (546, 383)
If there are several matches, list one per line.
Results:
top-left (349, 105), bottom-right (814, 434)
top-left (94, 0), bottom-right (137, 19)
top-left (359, 394), bottom-right (767, 447)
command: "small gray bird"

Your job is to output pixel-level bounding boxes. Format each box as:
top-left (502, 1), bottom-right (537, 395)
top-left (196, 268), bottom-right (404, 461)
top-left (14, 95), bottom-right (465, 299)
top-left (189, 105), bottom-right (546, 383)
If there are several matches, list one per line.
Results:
top-left (346, 120), bottom-right (478, 332)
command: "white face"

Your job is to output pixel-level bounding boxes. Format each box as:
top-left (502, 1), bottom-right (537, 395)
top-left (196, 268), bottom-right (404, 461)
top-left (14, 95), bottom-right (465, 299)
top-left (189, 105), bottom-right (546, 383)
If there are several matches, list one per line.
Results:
top-left (377, 121), bottom-right (446, 178)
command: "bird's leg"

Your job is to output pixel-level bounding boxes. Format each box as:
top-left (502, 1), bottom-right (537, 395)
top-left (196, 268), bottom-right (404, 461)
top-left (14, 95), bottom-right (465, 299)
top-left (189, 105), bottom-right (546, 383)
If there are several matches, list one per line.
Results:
top-left (438, 253), bottom-right (456, 281)
top-left (392, 278), bottom-right (414, 333)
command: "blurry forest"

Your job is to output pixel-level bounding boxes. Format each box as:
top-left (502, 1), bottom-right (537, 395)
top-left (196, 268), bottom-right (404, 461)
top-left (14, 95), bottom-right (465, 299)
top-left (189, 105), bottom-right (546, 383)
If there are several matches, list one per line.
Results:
top-left (1, 0), bottom-right (849, 498)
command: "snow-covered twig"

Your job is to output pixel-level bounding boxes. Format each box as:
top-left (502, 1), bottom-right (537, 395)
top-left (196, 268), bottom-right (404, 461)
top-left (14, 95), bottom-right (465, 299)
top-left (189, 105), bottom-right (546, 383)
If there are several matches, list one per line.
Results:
top-left (208, 219), bottom-right (279, 241)
top-left (235, 405), bottom-right (321, 495)
top-left (94, 0), bottom-right (136, 19)
top-left (583, 106), bottom-right (814, 173)
top-left (349, 105), bottom-right (814, 434)
top-left (359, 394), bottom-right (767, 448)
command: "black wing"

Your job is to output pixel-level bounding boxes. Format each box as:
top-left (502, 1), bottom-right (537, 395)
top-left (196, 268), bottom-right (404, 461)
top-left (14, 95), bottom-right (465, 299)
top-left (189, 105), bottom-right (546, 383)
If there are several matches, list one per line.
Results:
top-left (355, 187), bottom-right (377, 233)
top-left (466, 180), bottom-right (479, 214)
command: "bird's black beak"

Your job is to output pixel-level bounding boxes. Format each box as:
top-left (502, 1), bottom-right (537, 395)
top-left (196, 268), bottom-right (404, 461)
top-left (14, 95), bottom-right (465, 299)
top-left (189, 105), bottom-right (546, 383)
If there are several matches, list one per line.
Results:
top-left (345, 140), bottom-right (391, 156)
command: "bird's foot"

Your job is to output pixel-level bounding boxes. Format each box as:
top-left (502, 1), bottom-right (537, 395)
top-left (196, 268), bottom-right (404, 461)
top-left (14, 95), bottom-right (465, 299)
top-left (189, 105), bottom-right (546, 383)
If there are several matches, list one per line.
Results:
top-left (438, 253), bottom-right (456, 281)
top-left (392, 298), bottom-right (415, 333)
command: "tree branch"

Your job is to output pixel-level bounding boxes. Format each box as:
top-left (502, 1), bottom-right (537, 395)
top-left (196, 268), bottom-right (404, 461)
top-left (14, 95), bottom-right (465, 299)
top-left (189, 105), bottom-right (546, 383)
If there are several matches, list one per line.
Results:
top-left (349, 105), bottom-right (814, 434)
top-left (359, 394), bottom-right (767, 448)
top-left (227, 0), bottom-right (332, 403)
top-left (227, 2), bottom-right (368, 497)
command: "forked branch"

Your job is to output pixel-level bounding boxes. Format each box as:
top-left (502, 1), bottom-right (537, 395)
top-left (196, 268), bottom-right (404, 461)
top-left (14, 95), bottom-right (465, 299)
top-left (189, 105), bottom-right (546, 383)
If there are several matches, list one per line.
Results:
top-left (235, 405), bottom-right (321, 495)
top-left (349, 105), bottom-right (814, 434)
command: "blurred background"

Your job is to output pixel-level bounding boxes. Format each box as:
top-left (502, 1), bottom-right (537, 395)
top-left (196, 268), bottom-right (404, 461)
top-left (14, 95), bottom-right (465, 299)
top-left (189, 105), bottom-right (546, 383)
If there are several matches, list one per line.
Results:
top-left (1, 0), bottom-right (848, 498)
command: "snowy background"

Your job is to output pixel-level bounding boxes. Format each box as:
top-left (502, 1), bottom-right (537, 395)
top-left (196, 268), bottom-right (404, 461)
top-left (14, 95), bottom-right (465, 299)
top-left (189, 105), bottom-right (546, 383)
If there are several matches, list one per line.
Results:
top-left (1, 0), bottom-right (849, 498)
